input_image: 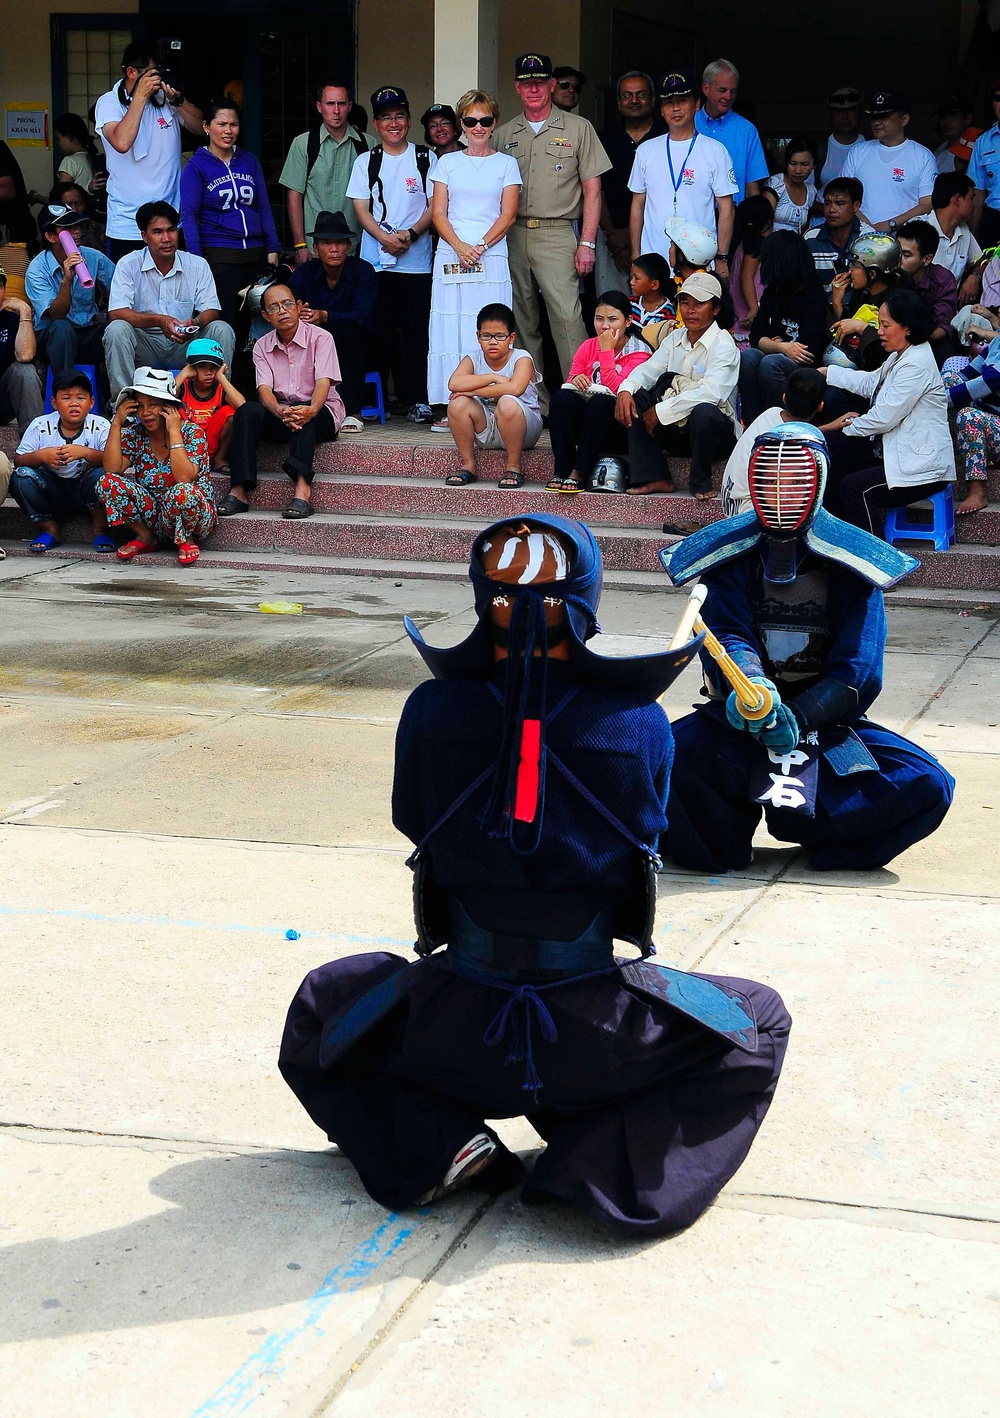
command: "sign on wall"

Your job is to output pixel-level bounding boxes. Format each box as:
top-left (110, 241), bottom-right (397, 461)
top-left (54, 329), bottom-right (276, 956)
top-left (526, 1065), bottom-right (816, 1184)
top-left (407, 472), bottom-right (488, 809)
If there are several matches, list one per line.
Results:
top-left (5, 105), bottom-right (49, 147)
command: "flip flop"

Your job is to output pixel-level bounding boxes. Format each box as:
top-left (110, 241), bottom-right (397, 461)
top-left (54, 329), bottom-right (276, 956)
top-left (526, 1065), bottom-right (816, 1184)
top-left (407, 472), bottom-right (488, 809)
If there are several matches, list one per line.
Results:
top-left (282, 497), bottom-right (314, 520)
top-left (559, 476), bottom-right (581, 494)
top-left (498, 471), bottom-right (524, 489)
top-left (445, 470), bottom-right (476, 486)
top-left (177, 542), bottom-right (200, 566)
top-left (116, 538), bottom-right (156, 562)
top-left (29, 532), bottom-right (61, 554)
top-left (93, 534), bottom-right (116, 553)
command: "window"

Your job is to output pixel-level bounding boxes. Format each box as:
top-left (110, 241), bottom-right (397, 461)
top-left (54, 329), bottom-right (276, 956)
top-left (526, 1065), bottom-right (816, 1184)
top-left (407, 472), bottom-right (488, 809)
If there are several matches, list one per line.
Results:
top-left (63, 28), bottom-right (133, 124)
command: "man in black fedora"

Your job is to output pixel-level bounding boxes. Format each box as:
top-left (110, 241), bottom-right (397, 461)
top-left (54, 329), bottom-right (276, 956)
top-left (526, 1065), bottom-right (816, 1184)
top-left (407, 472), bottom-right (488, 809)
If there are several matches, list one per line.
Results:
top-left (289, 209), bottom-right (378, 432)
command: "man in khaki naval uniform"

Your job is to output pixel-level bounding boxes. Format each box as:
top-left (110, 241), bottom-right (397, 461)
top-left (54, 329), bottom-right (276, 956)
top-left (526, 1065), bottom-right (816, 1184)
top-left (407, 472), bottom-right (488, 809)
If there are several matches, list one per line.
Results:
top-left (493, 53), bottom-right (611, 411)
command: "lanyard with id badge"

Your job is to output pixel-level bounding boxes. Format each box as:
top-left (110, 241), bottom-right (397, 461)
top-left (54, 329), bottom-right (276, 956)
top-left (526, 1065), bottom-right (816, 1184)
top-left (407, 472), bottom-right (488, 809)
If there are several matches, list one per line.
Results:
top-left (666, 134), bottom-right (699, 214)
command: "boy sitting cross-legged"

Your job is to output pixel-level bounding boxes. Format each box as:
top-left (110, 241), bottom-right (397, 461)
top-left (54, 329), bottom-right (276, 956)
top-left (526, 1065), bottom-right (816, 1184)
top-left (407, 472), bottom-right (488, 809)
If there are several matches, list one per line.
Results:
top-left (11, 368), bottom-right (113, 553)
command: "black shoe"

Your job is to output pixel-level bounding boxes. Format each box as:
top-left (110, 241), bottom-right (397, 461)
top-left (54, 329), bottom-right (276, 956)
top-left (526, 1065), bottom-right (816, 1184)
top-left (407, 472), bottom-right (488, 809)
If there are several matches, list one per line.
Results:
top-left (218, 494), bottom-right (249, 516)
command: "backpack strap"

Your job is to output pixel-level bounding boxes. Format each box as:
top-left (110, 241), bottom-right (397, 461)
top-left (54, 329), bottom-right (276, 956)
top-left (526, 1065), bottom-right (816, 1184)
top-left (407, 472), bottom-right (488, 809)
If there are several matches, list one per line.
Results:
top-left (305, 126), bottom-right (321, 186)
top-left (367, 144), bottom-right (386, 223)
top-left (415, 143), bottom-right (432, 193)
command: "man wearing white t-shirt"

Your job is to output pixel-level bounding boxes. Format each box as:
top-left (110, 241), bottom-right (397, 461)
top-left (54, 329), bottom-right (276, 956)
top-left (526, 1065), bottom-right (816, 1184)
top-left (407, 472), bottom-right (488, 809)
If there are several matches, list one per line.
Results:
top-left (841, 89), bottom-right (936, 231)
top-left (819, 86), bottom-right (867, 187)
top-left (347, 86), bottom-right (437, 421)
top-left (629, 70), bottom-right (736, 280)
top-left (94, 42), bottom-right (203, 261)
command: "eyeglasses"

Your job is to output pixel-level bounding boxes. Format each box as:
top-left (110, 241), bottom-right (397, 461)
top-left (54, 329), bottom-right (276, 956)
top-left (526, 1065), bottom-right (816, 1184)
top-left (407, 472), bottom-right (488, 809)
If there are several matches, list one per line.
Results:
top-left (557, 82), bottom-right (581, 92)
top-left (478, 331), bottom-right (511, 342)
top-left (265, 299), bottom-right (296, 313)
top-left (462, 115), bottom-right (495, 128)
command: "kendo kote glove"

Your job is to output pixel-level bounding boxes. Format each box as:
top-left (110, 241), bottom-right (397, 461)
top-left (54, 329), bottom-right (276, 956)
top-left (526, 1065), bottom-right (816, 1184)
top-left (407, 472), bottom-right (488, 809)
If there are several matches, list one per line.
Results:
top-left (725, 676), bottom-right (778, 731)
top-left (755, 702), bottom-right (801, 753)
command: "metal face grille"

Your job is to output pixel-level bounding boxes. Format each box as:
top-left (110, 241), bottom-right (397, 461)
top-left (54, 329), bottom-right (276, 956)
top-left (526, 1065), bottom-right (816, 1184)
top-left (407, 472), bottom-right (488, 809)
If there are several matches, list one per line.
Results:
top-left (748, 443), bottom-right (820, 533)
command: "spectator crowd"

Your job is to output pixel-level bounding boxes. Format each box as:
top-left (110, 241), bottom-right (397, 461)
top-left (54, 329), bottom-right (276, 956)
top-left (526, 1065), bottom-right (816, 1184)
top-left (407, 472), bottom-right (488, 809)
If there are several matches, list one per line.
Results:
top-left (2, 44), bottom-right (1000, 563)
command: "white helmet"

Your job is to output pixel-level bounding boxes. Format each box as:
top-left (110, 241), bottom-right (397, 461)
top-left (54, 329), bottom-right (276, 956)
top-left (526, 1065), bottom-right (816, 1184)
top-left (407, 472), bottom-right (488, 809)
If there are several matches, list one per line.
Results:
top-left (663, 218), bottom-right (718, 266)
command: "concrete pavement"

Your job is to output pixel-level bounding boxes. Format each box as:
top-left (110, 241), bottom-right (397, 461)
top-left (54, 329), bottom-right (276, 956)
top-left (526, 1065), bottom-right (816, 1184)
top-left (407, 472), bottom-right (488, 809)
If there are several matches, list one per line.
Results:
top-left (0, 558), bottom-right (997, 1417)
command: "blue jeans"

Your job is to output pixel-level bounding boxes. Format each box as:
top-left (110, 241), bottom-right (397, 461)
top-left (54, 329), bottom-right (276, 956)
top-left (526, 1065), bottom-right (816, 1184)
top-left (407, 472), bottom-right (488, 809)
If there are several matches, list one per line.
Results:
top-left (10, 464), bottom-right (102, 525)
top-left (738, 348), bottom-right (797, 426)
top-left (37, 319), bottom-right (106, 377)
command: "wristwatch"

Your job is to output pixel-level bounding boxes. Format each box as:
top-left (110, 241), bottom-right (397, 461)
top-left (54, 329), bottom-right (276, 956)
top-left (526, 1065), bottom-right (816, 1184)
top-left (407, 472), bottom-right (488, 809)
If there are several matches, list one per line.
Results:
top-left (169, 92), bottom-right (185, 107)
top-left (716, 252), bottom-right (730, 262)
top-left (579, 240), bottom-right (596, 249)
top-left (407, 227), bottom-right (419, 243)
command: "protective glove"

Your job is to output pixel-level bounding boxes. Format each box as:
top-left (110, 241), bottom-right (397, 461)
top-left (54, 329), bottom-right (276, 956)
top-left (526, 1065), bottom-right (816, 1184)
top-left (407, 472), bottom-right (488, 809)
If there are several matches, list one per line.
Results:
top-left (755, 702), bottom-right (801, 753)
top-left (726, 676), bottom-right (779, 731)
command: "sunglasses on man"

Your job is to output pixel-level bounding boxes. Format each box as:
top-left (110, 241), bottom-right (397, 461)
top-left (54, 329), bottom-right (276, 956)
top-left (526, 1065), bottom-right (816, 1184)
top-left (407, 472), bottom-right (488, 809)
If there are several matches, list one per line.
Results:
top-left (461, 115), bottom-right (496, 128)
top-left (557, 81), bottom-right (581, 92)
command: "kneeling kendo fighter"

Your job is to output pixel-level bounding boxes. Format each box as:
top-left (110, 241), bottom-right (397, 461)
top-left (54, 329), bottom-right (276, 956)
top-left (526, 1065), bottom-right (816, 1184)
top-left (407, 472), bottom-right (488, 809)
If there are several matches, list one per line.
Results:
top-left (280, 514), bottom-right (791, 1234)
top-left (660, 423), bottom-right (955, 874)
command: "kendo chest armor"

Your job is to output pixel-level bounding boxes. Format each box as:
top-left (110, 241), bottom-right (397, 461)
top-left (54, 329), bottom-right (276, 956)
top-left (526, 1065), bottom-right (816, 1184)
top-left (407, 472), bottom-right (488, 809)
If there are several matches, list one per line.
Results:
top-left (749, 562), bottom-right (833, 692)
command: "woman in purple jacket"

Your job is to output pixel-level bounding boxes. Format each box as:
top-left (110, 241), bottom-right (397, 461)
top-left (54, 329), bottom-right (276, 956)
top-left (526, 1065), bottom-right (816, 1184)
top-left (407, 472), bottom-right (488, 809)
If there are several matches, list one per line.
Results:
top-left (180, 100), bottom-right (281, 327)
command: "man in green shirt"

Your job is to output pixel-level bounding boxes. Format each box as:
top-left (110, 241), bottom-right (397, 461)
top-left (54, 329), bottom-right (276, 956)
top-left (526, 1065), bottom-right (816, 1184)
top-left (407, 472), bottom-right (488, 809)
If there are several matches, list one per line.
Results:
top-left (280, 78), bottom-right (374, 264)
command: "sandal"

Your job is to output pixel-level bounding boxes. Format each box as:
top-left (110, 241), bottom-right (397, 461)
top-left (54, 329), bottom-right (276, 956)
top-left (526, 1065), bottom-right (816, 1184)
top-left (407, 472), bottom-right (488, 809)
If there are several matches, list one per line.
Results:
top-left (282, 497), bottom-right (314, 520)
top-left (29, 532), bottom-right (61, 554)
top-left (93, 534), bottom-right (116, 553)
top-left (445, 469), bottom-right (476, 486)
top-left (116, 538), bottom-right (156, 562)
top-left (559, 476), bottom-right (581, 495)
top-left (177, 542), bottom-right (200, 566)
top-left (546, 476), bottom-right (564, 491)
top-left (498, 470), bottom-right (524, 489)
top-left (218, 493), bottom-right (249, 516)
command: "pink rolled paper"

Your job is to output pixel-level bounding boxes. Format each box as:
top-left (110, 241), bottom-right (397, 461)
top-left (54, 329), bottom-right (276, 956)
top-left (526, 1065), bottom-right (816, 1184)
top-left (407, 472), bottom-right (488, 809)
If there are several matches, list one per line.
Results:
top-left (57, 230), bottom-right (94, 289)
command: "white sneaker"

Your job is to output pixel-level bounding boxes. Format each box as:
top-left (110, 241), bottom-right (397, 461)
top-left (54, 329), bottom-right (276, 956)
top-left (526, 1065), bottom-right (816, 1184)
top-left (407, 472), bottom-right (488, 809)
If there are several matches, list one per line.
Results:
top-left (340, 415), bottom-right (365, 433)
top-left (417, 1133), bottom-right (497, 1204)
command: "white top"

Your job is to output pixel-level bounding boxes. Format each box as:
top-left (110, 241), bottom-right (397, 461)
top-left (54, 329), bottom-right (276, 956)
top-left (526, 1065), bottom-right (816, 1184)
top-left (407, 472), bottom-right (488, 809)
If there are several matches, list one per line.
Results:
top-left (57, 150), bottom-right (94, 189)
top-left (527, 119), bottom-right (546, 134)
top-left (94, 87), bottom-right (182, 239)
top-left (827, 342), bottom-right (956, 486)
top-left (819, 134), bottom-right (866, 188)
top-left (470, 345), bottom-right (540, 410)
top-left (770, 174), bottom-right (818, 234)
top-left (927, 210), bottom-right (982, 281)
top-left (935, 140), bottom-right (956, 175)
top-left (628, 133), bottom-right (737, 258)
top-left (841, 138), bottom-right (937, 227)
top-left (620, 319), bottom-right (740, 432)
top-left (720, 405), bottom-right (785, 515)
top-left (431, 151), bottom-right (522, 255)
top-left (108, 247), bottom-right (221, 320)
top-left (345, 143), bottom-right (438, 273)
top-left (16, 412), bottom-right (110, 480)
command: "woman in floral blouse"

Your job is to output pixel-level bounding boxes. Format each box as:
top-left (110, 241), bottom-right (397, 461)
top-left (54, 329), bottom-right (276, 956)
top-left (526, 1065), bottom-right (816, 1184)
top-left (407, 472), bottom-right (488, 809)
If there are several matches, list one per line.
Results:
top-left (98, 367), bottom-right (217, 565)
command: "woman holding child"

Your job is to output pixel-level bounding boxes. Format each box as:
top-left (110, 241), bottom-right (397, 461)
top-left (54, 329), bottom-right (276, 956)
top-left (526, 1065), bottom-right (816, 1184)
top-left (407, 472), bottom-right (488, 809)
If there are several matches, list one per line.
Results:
top-left (427, 90), bottom-right (522, 417)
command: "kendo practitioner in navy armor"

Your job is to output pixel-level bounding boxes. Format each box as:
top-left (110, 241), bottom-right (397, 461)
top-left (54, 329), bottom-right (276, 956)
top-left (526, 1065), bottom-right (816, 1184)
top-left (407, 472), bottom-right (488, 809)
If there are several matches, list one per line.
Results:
top-left (279, 514), bottom-right (791, 1235)
top-left (660, 423), bottom-right (955, 874)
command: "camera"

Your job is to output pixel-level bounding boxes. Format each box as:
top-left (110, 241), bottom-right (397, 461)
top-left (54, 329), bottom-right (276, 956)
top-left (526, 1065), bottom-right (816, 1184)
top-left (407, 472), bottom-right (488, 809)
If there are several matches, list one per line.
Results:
top-left (154, 38), bottom-right (182, 92)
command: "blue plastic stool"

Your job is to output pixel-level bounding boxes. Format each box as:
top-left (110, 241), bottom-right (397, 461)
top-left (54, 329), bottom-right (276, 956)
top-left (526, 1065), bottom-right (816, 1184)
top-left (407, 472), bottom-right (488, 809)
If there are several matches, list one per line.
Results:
top-left (360, 370), bottom-right (387, 424)
top-left (883, 486), bottom-right (956, 554)
top-left (44, 363), bottom-right (100, 413)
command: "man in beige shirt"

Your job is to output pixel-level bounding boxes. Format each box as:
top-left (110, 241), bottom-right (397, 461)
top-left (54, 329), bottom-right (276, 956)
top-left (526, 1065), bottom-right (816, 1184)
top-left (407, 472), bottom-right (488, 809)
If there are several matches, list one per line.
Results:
top-left (493, 52), bottom-right (611, 411)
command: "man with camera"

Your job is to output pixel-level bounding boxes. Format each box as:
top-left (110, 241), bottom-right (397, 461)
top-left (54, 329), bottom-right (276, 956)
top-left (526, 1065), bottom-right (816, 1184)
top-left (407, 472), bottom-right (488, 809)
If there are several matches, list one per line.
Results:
top-left (95, 42), bottom-right (203, 261)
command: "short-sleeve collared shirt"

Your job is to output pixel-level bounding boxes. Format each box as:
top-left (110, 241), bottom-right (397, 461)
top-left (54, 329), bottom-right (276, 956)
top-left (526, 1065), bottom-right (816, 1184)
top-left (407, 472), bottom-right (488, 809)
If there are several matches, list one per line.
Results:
top-left (25, 245), bottom-right (117, 330)
top-left (492, 108), bottom-right (611, 220)
top-left (693, 109), bottom-right (769, 204)
top-left (252, 320), bottom-right (345, 424)
top-left (279, 125), bottom-right (375, 242)
top-left (107, 248), bottom-right (221, 321)
top-left (969, 125), bottom-right (1000, 211)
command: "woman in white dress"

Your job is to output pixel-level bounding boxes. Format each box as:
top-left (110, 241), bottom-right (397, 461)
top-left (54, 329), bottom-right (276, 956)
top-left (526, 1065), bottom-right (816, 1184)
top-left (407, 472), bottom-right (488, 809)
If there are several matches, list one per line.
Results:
top-left (770, 137), bottom-right (819, 234)
top-left (427, 89), bottom-right (522, 418)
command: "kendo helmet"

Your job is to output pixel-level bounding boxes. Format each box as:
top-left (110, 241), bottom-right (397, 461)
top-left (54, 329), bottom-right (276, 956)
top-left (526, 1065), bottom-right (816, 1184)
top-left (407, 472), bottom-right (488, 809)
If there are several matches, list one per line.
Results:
top-left (747, 422), bottom-right (830, 538)
top-left (849, 232), bottom-right (901, 277)
top-left (588, 456), bottom-right (628, 493)
top-left (663, 217), bottom-right (718, 267)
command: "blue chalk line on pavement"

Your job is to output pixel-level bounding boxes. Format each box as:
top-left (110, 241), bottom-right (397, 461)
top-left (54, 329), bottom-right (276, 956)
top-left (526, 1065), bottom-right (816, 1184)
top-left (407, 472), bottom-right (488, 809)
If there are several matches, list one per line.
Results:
top-left (0, 904), bottom-right (412, 949)
top-left (189, 1212), bottom-right (416, 1416)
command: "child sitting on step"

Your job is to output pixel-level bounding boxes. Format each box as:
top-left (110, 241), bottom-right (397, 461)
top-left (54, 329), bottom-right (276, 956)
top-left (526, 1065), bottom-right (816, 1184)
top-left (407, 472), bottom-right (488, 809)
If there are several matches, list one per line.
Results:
top-left (175, 338), bottom-right (245, 474)
top-left (443, 303), bottom-right (542, 491)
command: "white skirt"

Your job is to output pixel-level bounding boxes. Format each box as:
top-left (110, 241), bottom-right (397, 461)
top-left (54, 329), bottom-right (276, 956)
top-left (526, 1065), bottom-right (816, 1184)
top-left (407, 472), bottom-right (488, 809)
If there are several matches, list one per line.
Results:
top-left (427, 245), bottom-right (513, 406)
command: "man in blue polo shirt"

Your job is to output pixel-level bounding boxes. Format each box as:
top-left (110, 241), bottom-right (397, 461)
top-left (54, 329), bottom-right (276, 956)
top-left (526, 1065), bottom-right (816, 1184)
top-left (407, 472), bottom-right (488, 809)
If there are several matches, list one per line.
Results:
top-left (25, 205), bottom-right (115, 376)
top-left (694, 59), bottom-right (768, 205)
top-left (969, 79), bottom-right (1000, 249)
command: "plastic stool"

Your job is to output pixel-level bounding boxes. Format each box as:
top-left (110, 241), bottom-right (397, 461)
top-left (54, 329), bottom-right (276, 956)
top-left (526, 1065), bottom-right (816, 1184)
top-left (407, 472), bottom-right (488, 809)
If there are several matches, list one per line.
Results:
top-left (361, 370), bottom-right (387, 424)
top-left (44, 363), bottom-right (100, 413)
top-left (883, 486), bottom-right (956, 553)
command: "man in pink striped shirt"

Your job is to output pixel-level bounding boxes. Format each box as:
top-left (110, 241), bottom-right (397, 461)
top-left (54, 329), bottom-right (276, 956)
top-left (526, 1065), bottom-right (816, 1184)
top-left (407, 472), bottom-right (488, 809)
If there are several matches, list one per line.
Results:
top-left (220, 284), bottom-right (345, 519)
